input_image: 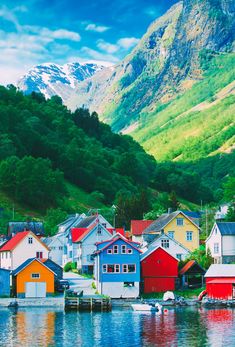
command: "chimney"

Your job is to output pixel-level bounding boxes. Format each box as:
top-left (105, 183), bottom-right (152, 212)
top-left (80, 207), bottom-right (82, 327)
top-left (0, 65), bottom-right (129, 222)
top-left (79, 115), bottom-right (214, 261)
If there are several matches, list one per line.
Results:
top-left (168, 208), bottom-right (173, 214)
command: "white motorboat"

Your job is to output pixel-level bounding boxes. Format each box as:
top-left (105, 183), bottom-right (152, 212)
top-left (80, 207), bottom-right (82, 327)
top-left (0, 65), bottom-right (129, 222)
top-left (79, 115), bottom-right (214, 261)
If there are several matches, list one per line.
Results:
top-left (131, 303), bottom-right (162, 312)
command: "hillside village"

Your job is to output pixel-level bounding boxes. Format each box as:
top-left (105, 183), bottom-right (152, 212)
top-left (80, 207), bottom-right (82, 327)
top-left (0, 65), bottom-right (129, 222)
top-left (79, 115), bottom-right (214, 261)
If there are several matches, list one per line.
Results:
top-left (0, 208), bottom-right (235, 302)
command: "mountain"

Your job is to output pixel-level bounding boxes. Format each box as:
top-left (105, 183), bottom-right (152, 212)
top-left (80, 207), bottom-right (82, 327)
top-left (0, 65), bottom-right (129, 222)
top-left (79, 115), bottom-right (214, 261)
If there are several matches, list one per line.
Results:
top-left (67, 0), bottom-right (235, 131)
top-left (18, 62), bottom-right (104, 101)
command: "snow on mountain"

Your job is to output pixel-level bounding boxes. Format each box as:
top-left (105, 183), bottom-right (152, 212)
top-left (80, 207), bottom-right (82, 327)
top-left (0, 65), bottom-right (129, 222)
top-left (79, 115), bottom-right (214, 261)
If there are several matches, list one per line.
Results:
top-left (17, 62), bottom-right (104, 102)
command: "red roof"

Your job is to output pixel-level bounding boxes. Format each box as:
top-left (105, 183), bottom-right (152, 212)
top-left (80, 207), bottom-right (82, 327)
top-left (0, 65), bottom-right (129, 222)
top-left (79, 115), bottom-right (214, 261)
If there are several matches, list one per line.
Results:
top-left (207, 279), bottom-right (235, 284)
top-left (0, 231), bottom-right (30, 251)
top-left (71, 228), bottom-right (88, 242)
top-left (107, 228), bottom-right (125, 236)
top-left (131, 220), bottom-right (154, 236)
top-left (179, 260), bottom-right (196, 275)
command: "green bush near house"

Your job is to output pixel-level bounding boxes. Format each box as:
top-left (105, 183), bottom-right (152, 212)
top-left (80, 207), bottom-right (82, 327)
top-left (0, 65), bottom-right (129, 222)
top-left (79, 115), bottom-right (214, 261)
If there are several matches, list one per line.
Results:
top-left (92, 282), bottom-right (96, 290)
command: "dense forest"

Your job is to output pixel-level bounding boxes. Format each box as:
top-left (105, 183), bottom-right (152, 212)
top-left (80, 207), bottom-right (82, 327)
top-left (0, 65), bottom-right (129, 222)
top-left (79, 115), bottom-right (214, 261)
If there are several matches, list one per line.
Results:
top-left (0, 85), bottom-right (233, 230)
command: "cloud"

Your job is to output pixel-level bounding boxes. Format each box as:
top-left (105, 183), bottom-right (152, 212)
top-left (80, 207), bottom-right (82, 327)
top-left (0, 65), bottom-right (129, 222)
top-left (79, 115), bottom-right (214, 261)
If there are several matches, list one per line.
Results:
top-left (85, 23), bottom-right (110, 33)
top-left (0, 5), bottom-right (21, 31)
top-left (97, 39), bottom-right (119, 54)
top-left (117, 37), bottom-right (140, 49)
top-left (81, 47), bottom-right (119, 64)
top-left (144, 6), bottom-right (160, 18)
top-left (24, 26), bottom-right (81, 42)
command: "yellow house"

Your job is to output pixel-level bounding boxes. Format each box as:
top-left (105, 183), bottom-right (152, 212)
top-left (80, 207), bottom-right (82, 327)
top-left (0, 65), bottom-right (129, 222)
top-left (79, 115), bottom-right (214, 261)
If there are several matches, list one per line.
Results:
top-left (143, 211), bottom-right (200, 252)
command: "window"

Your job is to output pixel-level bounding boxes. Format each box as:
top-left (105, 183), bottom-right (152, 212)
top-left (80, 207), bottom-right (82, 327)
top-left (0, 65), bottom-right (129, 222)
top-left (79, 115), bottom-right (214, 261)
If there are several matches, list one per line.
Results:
top-left (214, 243), bottom-right (219, 254)
top-left (28, 237), bottom-right (33, 244)
top-left (69, 251), bottom-right (73, 258)
top-left (103, 265), bottom-right (107, 273)
top-left (107, 249), bottom-right (112, 254)
top-left (123, 264), bottom-right (136, 273)
top-left (36, 252), bottom-right (43, 259)
top-left (59, 246), bottom-right (63, 250)
top-left (6, 252), bottom-right (8, 259)
top-left (176, 254), bottom-right (182, 260)
top-left (113, 245), bottom-right (118, 254)
top-left (31, 273), bottom-right (40, 279)
top-left (161, 239), bottom-right (169, 248)
top-left (97, 226), bottom-right (102, 234)
top-left (121, 245), bottom-right (127, 254)
top-left (168, 231), bottom-right (174, 239)
top-left (124, 282), bottom-right (135, 287)
top-left (115, 264), bottom-right (120, 273)
top-left (127, 249), bottom-right (133, 254)
top-left (177, 218), bottom-right (184, 226)
top-left (186, 232), bottom-right (193, 241)
top-left (102, 223), bottom-right (107, 228)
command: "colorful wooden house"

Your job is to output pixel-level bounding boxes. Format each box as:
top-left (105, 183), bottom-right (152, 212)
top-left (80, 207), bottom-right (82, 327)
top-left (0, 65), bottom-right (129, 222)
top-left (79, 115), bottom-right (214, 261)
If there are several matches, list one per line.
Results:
top-left (0, 268), bottom-right (10, 297)
top-left (94, 234), bottom-right (142, 298)
top-left (143, 211), bottom-right (200, 252)
top-left (142, 233), bottom-right (191, 261)
top-left (131, 220), bottom-right (154, 243)
top-left (141, 246), bottom-right (178, 293)
top-left (205, 264), bottom-right (235, 300)
top-left (206, 222), bottom-right (235, 264)
top-left (0, 231), bottom-right (50, 270)
top-left (12, 258), bottom-right (56, 298)
top-left (179, 260), bottom-right (205, 288)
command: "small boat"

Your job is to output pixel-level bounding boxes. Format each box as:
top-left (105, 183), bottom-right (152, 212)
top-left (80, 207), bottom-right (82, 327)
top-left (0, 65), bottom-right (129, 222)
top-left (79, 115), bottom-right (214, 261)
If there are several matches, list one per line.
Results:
top-left (131, 302), bottom-right (162, 312)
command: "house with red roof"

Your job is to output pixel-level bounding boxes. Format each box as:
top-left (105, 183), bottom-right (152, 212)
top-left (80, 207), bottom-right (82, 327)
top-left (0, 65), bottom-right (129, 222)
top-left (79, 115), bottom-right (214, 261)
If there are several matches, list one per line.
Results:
top-left (94, 234), bottom-right (142, 298)
top-left (131, 220), bottom-right (154, 243)
top-left (0, 231), bottom-right (49, 270)
top-left (71, 223), bottom-right (113, 274)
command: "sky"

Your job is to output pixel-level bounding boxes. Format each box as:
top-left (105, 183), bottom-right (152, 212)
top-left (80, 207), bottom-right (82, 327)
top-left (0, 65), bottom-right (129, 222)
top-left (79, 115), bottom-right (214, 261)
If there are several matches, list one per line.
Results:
top-left (0, 0), bottom-right (177, 85)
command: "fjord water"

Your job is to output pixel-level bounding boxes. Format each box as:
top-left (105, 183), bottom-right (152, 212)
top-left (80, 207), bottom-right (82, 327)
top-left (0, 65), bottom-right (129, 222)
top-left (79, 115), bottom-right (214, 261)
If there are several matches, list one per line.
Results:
top-left (1, 307), bottom-right (235, 346)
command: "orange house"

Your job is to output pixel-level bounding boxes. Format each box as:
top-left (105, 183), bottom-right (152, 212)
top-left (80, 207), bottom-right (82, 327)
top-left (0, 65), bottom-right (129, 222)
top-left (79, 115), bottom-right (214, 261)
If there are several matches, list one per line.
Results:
top-left (12, 258), bottom-right (55, 298)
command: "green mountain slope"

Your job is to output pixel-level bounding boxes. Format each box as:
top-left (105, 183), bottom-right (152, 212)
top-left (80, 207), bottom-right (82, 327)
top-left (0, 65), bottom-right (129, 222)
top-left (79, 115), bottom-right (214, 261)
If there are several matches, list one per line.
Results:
top-left (133, 53), bottom-right (235, 161)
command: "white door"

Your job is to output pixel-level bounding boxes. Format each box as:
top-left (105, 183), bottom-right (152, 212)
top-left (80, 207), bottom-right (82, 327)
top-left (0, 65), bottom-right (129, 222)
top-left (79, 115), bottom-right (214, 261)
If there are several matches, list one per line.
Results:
top-left (25, 282), bottom-right (46, 298)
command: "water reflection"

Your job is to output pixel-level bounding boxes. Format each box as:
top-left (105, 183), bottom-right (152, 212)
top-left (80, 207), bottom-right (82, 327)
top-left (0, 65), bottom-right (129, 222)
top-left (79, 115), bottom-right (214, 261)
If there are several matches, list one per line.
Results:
top-left (1, 307), bottom-right (235, 346)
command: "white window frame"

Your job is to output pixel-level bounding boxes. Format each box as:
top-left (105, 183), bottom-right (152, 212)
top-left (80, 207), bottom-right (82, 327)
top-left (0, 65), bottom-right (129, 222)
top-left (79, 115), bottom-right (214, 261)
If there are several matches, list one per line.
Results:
top-left (186, 231), bottom-right (193, 241)
top-left (122, 264), bottom-right (136, 273)
top-left (121, 245), bottom-right (127, 254)
top-left (103, 264), bottom-right (120, 273)
top-left (102, 264), bottom-right (107, 273)
top-left (161, 239), bottom-right (169, 248)
top-left (107, 249), bottom-right (112, 254)
top-left (115, 264), bottom-right (120, 273)
top-left (214, 243), bottom-right (219, 254)
top-left (28, 237), bottom-right (33, 244)
top-left (113, 245), bottom-right (118, 254)
top-left (127, 249), bottom-right (133, 254)
top-left (31, 273), bottom-right (40, 279)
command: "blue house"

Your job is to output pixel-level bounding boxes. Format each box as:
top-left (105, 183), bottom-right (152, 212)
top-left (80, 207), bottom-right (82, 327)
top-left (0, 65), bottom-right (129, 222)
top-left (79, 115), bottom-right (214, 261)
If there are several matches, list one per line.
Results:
top-left (94, 234), bottom-right (142, 298)
top-left (0, 268), bottom-right (10, 297)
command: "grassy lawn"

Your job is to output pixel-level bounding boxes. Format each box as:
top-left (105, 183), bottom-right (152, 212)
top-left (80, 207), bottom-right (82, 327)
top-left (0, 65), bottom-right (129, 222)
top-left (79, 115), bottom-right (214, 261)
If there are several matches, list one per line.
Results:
top-left (141, 287), bottom-right (205, 299)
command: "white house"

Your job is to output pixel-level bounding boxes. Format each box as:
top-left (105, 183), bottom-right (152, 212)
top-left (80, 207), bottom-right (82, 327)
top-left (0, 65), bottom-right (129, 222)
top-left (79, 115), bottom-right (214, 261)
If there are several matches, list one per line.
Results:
top-left (61, 214), bottom-right (113, 267)
top-left (72, 223), bottom-right (113, 274)
top-left (0, 231), bottom-right (49, 270)
top-left (142, 233), bottom-right (191, 261)
top-left (206, 222), bottom-right (235, 264)
top-left (42, 235), bottom-right (64, 266)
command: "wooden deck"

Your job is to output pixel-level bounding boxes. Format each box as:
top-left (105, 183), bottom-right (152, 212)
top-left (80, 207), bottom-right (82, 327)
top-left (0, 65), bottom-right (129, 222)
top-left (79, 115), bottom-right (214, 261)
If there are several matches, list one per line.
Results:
top-left (65, 295), bottom-right (112, 311)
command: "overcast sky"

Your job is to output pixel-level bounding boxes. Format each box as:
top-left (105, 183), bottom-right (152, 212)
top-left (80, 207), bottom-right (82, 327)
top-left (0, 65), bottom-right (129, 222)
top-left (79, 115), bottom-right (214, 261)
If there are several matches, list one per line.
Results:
top-left (0, 0), bottom-right (177, 85)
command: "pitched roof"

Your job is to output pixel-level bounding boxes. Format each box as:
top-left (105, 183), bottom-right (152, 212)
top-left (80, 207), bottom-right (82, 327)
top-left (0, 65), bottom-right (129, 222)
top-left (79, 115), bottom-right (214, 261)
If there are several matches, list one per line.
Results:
top-left (12, 258), bottom-right (56, 276)
top-left (147, 233), bottom-right (191, 253)
top-left (216, 222), bottom-right (235, 236)
top-left (0, 231), bottom-right (30, 251)
top-left (107, 228), bottom-right (125, 236)
top-left (131, 220), bottom-right (154, 236)
top-left (71, 228), bottom-right (88, 242)
top-left (143, 211), bottom-right (200, 234)
top-left (179, 260), bottom-right (205, 276)
top-left (141, 245), bottom-right (179, 262)
top-left (8, 221), bottom-right (45, 236)
top-left (97, 234), bottom-right (142, 254)
top-left (76, 215), bottom-right (97, 228)
top-left (205, 264), bottom-right (235, 278)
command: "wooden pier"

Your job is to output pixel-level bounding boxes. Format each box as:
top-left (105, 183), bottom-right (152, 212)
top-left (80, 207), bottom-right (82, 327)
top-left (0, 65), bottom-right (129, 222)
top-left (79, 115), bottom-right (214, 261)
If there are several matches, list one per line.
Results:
top-left (65, 295), bottom-right (112, 311)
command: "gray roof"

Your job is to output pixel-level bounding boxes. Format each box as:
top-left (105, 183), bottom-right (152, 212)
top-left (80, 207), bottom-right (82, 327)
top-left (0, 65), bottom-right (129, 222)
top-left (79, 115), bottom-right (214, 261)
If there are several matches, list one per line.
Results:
top-left (76, 215), bottom-right (97, 228)
top-left (143, 211), bottom-right (180, 233)
top-left (217, 222), bottom-right (235, 236)
top-left (8, 222), bottom-right (45, 236)
top-left (205, 264), bottom-right (235, 277)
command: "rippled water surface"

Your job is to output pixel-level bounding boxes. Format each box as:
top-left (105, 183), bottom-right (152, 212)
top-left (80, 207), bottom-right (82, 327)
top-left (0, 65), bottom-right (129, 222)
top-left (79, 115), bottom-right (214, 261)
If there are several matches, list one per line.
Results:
top-left (1, 307), bottom-right (235, 346)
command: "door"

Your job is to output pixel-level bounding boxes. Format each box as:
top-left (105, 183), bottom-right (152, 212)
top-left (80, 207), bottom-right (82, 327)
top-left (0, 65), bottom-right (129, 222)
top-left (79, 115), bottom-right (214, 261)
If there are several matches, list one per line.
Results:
top-left (25, 282), bottom-right (46, 298)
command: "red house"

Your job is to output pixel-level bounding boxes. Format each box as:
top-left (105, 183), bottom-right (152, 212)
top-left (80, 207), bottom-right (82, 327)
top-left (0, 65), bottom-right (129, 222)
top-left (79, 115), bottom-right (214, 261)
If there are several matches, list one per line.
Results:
top-left (205, 264), bottom-right (235, 300)
top-left (141, 246), bottom-right (178, 293)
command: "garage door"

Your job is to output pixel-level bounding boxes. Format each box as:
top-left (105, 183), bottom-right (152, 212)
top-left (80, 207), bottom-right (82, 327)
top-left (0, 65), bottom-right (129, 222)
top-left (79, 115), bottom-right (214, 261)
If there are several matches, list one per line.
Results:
top-left (25, 282), bottom-right (46, 298)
